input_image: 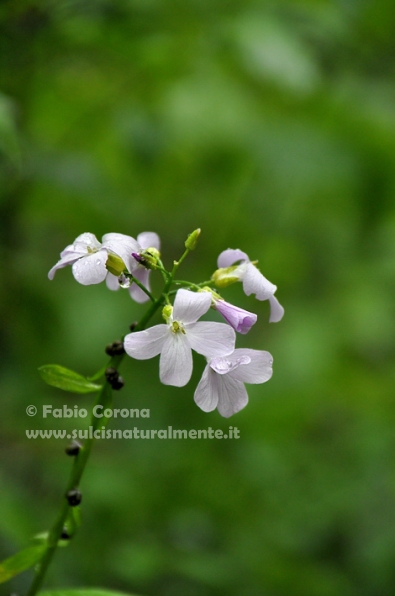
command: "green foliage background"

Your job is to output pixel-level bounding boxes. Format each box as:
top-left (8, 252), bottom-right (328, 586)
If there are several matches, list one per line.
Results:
top-left (1, 1), bottom-right (395, 594)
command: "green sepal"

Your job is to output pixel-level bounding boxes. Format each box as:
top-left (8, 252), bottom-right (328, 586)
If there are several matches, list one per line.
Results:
top-left (106, 253), bottom-right (126, 276)
top-left (39, 365), bottom-right (103, 394)
top-left (0, 543), bottom-right (46, 583)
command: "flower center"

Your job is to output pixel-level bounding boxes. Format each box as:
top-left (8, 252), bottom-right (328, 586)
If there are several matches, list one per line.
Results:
top-left (171, 321), bottom-right (185, 334)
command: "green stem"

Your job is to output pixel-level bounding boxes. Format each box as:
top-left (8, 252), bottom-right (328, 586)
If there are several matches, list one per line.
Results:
top-left (171, 247), bottom-right (190, 278)
top-left (26, 300), bottom-right (163, 596)
top-left (124, 273), bottom-right (155, 302)
top-left (26, 371), bottom-right (114, 596)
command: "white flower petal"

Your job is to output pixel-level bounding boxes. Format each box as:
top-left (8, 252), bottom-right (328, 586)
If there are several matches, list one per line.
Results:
top-left (60, 242), bottom-right (88, 260)
top-left (242, 263), bottom-right (277, 300)
top-left (209, 354), bottom-right (251, 375)
top-left (137, 231), bottom-right (160, 250)
top-left (217, 248), bottom-right (249, 268)
top-left (268, 294), bottom-right (285, 323)
top-left (106, 272), bottom-right (120, 291)
top-left (173, 289), bottom-right (211, 324)
top-left (71, 249), bottom-right (108, 285)
top-left (124, 325), bottom-right (168, 359)
top-left (129, 267), bottom-right (151, 303)
top-left (194, 365), bottom-right (219, 412)
top-left (228, 349), bottom-right (273, 384)
top-left (160, 333), bottom-right (193, 387)
top-left (217, 374), bottom-right (249, 418)
top-left (102, 233), bottom-right (139, 272)
top-left (48, 252), bottom-right (82, 280)
top-left (71, 232), bottom-right (102, 253)
top-left (186, 322), bottom-right (235, 358)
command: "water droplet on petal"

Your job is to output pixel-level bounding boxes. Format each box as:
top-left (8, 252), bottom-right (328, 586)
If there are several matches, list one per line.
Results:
top-left (119, 273), bottom-right (131, 288)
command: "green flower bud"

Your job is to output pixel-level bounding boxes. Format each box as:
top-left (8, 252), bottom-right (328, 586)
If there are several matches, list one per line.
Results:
top-left (211, 266), bottom-right (240, 288)
top-left (138, 247), bottom-right (161, 269)
top-left (106, 253), bottom-right (126, 276)
top-left (185, 228), bottom-right (201, 250)
top-left (162, 304), bottom-right (173, 322)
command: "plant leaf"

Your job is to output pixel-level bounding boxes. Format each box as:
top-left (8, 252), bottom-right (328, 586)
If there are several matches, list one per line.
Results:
top-left (39, 365), bottom-right (102, 394)
top-left (0, 544), bottom-right (46, 583)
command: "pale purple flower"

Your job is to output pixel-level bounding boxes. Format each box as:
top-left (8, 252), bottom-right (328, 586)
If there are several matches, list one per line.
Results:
top-left (194, 348), bottom-right (273, 418)
top-left (212, 298), bottom-right (257, 334)
top-left (124, 289), bottom-right (236, 387)
top-left (215, 249), bottom-right (284, 323)
top-left (48, 232), bottom-right (138, 285)
top-left (106, 231), bottom-right (160, 303)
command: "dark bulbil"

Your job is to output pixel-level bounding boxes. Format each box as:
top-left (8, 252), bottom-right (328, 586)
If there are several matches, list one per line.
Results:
top-left (65, 440), bottom-right (81, 456)
top-left (66, 489), bottom-right (82, 507)
top-left (105, 340), bottom-right (125, 356)
top-left (61, 527), bottom-right (70, 540)
top-left (105, 367), bottom-right (124, 390)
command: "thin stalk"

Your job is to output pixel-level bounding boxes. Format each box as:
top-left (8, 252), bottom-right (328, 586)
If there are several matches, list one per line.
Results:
top-left (171, 247), bottom-right (190, 277)
top-left (26, 298), bottom-right (163, 596)
top-left (125, 273), bottom-right (155, 302)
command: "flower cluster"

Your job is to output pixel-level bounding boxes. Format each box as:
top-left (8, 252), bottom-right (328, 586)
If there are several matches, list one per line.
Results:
top-left (49, 230), bottom-right (283, 417)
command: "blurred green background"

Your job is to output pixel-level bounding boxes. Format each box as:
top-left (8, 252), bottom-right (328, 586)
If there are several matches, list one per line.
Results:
top-left (1, 0), bottom-right (395, 594)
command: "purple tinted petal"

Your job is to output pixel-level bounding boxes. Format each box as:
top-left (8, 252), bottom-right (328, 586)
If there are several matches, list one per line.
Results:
top-left (194, 365), bottom-right (219, 412)
top-left (217, 248), bottom-right (249, 268)
top-left (160, 333), bottom-right (193, 387)
top-left (186, 321), bottom-right (235, 358)
top-left (214, 299), bottom-right (257, 334)
top-left (124, 325), bottom-right (168, 359)
top-left (242, 263), bottom-right (277, 300)
top-left (132, 252), bottom-right (144, 265)
top-left (106, 272), bottom-right (120, 291)
top-left (268, 294), bottom-right (284, 323)
top-left (48, 251), bottom-right (82, 280)
top-left (173, 289), bottom-right (211, 324)
top-left (102, 233), bottom-right (139, 272)
top-left (228, 349), bottom-right (273, 384)
top-left (216, 374), bottom-right (249, 418)
top-left (71, 249), bottom-right (108, 285)
top-left (60, 242), bottom-right (88, 259)
top-left (209, 354), bottom-right (251, 375)
top-left (129, 267), bottom-right (151, 303)
top-left (137, 231), bottom-right (160, 250)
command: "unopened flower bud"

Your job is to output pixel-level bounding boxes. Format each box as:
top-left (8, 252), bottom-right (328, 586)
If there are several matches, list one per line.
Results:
top-left (105, 340), bottom-right (125, 356)
top-left (105, 367), bottom-right (119, 383)
top-left (133, 247), bottom-right (161, 270)
top-left (66, 489), bottom-right (82, 507)
top-left (111, 375), bottom-right (124, 390)
top-left (65, 441), bottom-right (82, 456)
top-left (185, 228), bottom-right (201, 250)
top-left (211, 266), bottom-right (240, 288)
top-left (105, 367), bottom-right (124, 390)
top-left (162, 304), bottom-right (173, 322)
top-left (106, 253), bottom-right (126, 276)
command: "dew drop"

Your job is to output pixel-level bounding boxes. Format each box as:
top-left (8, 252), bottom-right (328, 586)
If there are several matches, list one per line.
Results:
top-left (119, 273), bottom-right (131, 288)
